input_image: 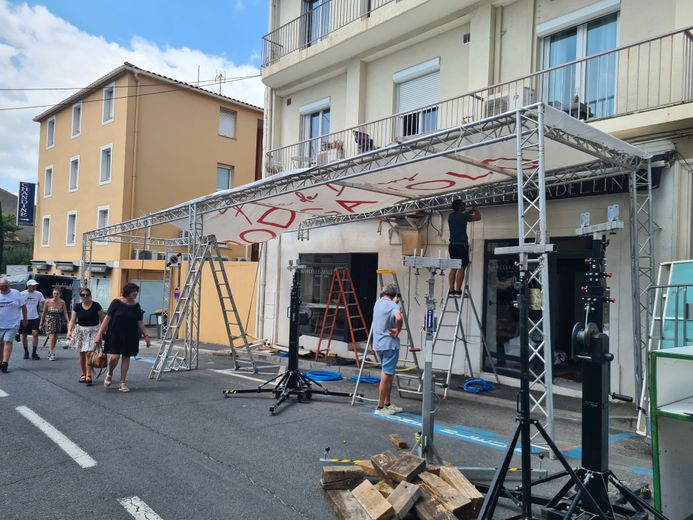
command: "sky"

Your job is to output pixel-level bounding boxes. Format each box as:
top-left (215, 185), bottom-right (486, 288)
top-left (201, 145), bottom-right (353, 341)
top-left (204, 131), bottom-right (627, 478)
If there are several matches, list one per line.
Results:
top-left (0, 0), bottom-right (268, 197)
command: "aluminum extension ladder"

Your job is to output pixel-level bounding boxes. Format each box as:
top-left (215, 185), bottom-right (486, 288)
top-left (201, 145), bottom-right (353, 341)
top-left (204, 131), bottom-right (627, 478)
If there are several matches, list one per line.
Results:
top-left (149, 237), bottom-right (256, 380)
top-left (315, 268), bottom-right (369, 366)
top-left (430, 269), bottom-right (500, 398)
top-left (351, 269), bottom-right (422, 405)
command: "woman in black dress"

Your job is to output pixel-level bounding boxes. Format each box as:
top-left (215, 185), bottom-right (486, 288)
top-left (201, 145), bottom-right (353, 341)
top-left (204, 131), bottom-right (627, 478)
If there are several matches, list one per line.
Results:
top-left (94, 283), bottom-right (151, 392)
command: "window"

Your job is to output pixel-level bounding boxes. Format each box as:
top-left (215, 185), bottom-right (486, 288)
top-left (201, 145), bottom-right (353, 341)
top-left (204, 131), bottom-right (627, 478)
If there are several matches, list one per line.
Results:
top-left (71, 102), bottom-right (82, 137)
top-left (44, 166), bottom-right (53, 197)
top-left (41, 216), bottom-right (51, 247)
top-left (304, 0), bottom-right (330, 47)
top-left (46, 116), bottom-right (56, 149)
top-left (219, 108), bottom-right (236, 138)
top-left (65, 211), bottom-right (77, 246)
top-left (102, 82), bottom-right (115, 123)
top-left (544, 13), bottom-right (618, 119)
top-left (68, 156), bottom-right (80, 192)
top-left (216, 164), bottom-right (233, 191)
top-left (394, 58), bottom-right (440, 138)
top-left (96, 206), bottom-right (109, 245)
top-left (300, 97), bottom-right (330, 163)
top-left (99, 144), bottom-right (112, 184)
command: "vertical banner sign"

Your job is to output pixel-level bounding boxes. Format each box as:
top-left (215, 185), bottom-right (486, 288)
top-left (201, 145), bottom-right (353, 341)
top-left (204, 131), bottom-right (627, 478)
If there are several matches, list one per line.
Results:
top-left (17, 182), bottom-right (35, 226)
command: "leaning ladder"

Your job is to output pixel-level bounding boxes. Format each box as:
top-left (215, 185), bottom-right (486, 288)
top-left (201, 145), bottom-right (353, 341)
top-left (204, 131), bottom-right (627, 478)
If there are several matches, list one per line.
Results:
top-left (351, 269), bottom-right (422, 405)
top-left (430, 269), bottom-right (500, 398)
top-left (149, 237), bottom-right (255, 380)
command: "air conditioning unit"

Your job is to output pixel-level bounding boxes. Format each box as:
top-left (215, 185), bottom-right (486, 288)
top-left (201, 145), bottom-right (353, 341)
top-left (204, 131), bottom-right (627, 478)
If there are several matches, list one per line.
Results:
top-left (484, 87), bottom-right (535, 118)
top-left (133, 249), bottom-right (153, 260)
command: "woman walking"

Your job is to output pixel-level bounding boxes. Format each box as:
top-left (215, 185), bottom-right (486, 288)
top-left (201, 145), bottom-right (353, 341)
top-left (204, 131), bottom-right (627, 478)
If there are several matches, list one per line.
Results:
top-left (95, 283), bottom-right (151, 393)
top-left (39, 288), bottom-right (69, 361)
top-left (66, 288), bottom-right (104, 386)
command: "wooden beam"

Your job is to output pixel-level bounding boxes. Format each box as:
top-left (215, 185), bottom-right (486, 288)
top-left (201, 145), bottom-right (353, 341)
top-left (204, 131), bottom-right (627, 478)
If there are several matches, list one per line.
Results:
top-left (352, 480), bottom-right (395, 520)
top-left (439, 467), bottom-right (484, 518)
top-left (386, 453), bottom-right (426, 483)
top-left (320, 466), bottom-right (366, 490)
top-left (417, 471), bottom-right (471, 516)
top-left (374, 481), bottom-right (395, 498)
top-left (370, 451), bottom-right (398, 484)
top-left (324, 490), bottom-right (371, 520)
top-left (387, 481), bottom-right (421, 519)
top-left (414, 492), bottom-right (457, 520)
top-left (389, 434), bottom-right (409, 450)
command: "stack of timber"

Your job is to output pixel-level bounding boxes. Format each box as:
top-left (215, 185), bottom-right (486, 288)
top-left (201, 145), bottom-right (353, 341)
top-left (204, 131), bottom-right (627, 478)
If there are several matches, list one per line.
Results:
top-left (321, 449), bottom-right (483, 519)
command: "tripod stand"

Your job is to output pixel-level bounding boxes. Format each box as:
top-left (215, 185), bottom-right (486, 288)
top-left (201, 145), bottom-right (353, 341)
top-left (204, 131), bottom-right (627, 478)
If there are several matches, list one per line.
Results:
top-left (223, 261), bottom-right (357, 415)
top-left (478, 270), bottom-right (607, 519)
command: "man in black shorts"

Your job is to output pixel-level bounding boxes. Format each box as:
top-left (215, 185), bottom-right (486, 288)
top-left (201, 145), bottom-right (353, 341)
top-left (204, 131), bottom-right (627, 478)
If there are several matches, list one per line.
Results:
top-left (448, 199), bottom-right (481, 296)
top-left (20, 280), bottom-right (44, 360)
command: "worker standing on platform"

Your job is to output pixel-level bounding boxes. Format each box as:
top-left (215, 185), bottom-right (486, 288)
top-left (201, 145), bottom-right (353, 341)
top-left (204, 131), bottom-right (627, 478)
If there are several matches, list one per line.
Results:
top-left (372, 283), bottom-right (403, 416)
top-left (448, 199), bottom-right (481, 297)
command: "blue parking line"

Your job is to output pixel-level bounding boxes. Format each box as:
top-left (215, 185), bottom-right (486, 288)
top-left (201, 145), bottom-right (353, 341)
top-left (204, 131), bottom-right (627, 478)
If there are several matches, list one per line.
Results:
top-left (134, 355), bottom-right (156, 364)
top-left (629, 466), bottom-right (653, 476)
top-left (560, 432), bottom-right (637, 459)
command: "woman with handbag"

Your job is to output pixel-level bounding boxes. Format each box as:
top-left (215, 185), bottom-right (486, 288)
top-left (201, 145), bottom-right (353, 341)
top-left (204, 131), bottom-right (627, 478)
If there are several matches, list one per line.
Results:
top-left (66, 287), bottom-right (104, 386)
top-left (94, 283), bottom-right (151, 393)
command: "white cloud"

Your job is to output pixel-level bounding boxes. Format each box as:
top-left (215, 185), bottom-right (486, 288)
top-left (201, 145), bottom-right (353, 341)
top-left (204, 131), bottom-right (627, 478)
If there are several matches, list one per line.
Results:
top-left (0, 1), bottom-right (265, 194)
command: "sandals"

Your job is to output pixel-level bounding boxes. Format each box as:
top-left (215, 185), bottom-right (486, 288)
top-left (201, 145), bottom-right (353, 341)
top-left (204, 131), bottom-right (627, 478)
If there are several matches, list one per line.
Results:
top-left (104, 374), bottom-right (112, 387)
top-left (79, 375), bottom-right (87, 383)
top-left (118, 382), bottom-right (130, 393)
top-left (85, 378), bottom-right (93, 386)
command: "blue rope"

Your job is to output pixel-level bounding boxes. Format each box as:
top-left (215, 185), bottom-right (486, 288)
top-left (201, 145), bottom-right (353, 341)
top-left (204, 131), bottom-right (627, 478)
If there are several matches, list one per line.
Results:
top-left (348, 376), bottom-right (380, 384)
top-left (304, 370), bottom-right (342, 382)
top-left (460, 378), bottom-right (494, 393)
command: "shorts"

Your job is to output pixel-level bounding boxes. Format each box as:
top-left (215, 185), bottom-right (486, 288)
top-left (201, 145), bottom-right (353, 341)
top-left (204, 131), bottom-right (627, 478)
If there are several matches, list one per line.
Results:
top-left (376, 348), bottom-right (399, 376)
top-left (19, 318), bottom-right (40, 334)
top-left (0, 327), bottom-right (20, 343)
top-left (449, 243), bottom-right (470, 268)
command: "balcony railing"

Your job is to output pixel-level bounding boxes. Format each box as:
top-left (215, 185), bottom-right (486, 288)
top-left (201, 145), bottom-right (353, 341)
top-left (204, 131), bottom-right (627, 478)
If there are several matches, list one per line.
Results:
top-left (266, 27), bottom-right (693, 175)
top-left (262, 0), bottom-right (397, 67)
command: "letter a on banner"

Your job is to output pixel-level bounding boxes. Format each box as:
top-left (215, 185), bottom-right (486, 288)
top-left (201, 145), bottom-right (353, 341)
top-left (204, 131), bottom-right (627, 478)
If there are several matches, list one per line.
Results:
top-left (17, 182), bottom-right (36, 226)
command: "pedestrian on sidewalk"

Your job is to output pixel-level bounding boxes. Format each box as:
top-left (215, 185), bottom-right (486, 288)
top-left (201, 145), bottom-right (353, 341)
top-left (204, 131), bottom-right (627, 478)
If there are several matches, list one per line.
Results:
top-left (20, 279), bottom-right (44, 360)
top-left (67, 288), bottom-right (104, 386)
top-left (39, 288), bottom-right (69, 361)
top-left (95, 283), bottom-right (151, 393)
top-left (0, 278), bottom-right (28, 373)
top-left (372, 283), bottom-right (404, 416)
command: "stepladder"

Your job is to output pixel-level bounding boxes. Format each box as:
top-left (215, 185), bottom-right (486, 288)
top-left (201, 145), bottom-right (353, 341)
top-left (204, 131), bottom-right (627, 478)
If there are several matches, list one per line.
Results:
top-left (315, 268), bottom-right (369, 366)
top-left (351, 269), bottom-right (422, 405)
top-left (149, 236), bottom-right (260, 380)
top-left (430, 269), bottom-right (499, 398)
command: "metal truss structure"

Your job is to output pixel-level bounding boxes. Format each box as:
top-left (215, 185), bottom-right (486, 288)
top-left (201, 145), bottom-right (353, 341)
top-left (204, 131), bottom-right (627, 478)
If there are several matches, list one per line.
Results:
top-left (80, 104), bottom-right (652, 439)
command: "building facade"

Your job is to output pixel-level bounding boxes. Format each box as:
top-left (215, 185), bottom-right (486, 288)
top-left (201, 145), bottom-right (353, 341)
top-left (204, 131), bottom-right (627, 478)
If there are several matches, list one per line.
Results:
top-left (32, 63), bottom-right (264, 322)
top-left (258, 0), bottom-right (693, 397)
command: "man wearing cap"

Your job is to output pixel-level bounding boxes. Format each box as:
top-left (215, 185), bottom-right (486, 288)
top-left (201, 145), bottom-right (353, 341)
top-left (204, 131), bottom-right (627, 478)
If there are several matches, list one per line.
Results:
top-left (448, 199), bottom-right (481, 297)
top-left (0, 278), bottom-right (28, 373)
top-left (371, 283), bottom-right (404, 416)
top-left (20, 280), bottom-right (44, 360)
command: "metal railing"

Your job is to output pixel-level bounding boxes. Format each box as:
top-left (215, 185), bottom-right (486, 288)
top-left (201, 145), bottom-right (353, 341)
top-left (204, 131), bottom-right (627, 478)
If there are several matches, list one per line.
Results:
top-left (266, 27), bottom-right (693, 175)
top-left (262, 0), bottom-right (396, 67)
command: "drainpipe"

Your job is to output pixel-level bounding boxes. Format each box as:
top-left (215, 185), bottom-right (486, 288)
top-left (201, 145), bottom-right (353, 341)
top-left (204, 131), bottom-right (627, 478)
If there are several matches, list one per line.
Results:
top-left (129, 71), bottom-right (141, 222)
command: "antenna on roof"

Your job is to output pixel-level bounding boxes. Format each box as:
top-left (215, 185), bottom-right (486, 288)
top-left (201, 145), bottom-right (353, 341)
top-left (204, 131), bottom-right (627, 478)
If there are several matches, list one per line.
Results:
top-left (215, 70), bottom-right (226, 95)
top-left (197, 65), bottom-right (200, 87)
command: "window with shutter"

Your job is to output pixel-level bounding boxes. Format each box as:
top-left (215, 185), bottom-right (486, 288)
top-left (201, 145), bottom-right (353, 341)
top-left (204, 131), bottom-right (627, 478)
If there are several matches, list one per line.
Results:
top-left (219, 108), bottom-right (236, 138)
top-left (394, 59), bottom-right (440, 138)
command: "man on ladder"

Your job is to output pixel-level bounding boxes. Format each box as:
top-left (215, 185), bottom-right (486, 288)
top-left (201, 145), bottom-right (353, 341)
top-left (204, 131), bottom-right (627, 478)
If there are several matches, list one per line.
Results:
top-left (448, 199), bottom-right (481, 297)
top-left (372, 283), bottom-right (404, 416)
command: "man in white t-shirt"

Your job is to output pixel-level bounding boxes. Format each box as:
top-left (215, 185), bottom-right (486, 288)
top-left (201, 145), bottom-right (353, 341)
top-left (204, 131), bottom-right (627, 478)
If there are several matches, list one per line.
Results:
top-left (20, 280), bottom-right (45, 360)
top-left (0, 278), bottom-right (28, 373)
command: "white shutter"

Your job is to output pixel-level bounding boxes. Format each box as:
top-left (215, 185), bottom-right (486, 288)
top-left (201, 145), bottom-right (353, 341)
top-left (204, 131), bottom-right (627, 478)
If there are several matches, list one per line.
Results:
top-left (219, 109), bottom-right (236, 137)
top-left (397, 70), bottom-right (440, 113)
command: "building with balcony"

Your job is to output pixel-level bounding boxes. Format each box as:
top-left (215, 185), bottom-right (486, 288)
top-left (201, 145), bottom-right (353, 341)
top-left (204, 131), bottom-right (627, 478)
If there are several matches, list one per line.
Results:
top-left (32, 63), bottom-right (263, 321)
top-left (258, 0), bottom-right (693, 398)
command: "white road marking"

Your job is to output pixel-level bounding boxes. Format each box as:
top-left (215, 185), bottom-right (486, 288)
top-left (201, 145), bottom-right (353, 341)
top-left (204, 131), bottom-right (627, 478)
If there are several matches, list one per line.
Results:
top-left (0, 388), bottom-right (8, 397)
top-left (15, 406), bottom-right (97, 469)
top-left (118, 496), bottom-right (164, 520)
top-left (210, 368), bottom-right (278, 386)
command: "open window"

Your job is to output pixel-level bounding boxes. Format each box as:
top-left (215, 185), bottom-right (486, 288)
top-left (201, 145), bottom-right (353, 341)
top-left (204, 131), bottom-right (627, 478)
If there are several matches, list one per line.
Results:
top-left (394, 58), bottom-right (440, 138)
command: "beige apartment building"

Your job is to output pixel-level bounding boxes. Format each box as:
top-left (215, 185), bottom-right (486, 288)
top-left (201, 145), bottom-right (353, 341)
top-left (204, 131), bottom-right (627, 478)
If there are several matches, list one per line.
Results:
top-left (258, 0), bottom-right (693, 398)
top-left (32, 63), bottom-right (263, 320)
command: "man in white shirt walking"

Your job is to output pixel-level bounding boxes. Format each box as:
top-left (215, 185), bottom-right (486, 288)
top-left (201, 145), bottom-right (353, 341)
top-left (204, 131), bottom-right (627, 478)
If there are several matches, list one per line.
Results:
top-left (0, 278), bottom-right (28, 373)
top-left (20, 279), bottom-right (44, 360)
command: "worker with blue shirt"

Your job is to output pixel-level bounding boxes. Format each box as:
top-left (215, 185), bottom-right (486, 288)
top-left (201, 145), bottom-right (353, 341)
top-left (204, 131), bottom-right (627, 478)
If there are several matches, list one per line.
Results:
top-left (448, 199), bottom-right (481, 297)
top-left (371, 283), bottom-right (404, 416)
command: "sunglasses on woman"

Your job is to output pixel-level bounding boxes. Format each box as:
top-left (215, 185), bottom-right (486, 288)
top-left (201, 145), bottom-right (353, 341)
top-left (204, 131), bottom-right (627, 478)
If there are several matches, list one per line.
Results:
top-left (80, 293), bottom-right (91, 297)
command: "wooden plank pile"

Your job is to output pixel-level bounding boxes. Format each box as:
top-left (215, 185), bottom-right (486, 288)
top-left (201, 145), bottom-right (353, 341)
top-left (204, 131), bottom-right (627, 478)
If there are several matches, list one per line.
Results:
top-left (321, 438), bottom-right (484, 519)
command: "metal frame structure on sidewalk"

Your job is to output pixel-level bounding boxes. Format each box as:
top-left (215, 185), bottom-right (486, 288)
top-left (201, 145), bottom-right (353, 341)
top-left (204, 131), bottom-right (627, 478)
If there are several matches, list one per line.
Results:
top-left (80, 104), bottom-right (652, 441)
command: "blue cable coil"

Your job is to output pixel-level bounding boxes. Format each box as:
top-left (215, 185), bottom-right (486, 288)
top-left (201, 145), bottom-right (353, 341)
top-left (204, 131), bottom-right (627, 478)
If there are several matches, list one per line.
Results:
top-left (460, 378), bottom-right (494, 393)
top-left (348, 376), bottom-right (381, 384)
top-left (304, 370), bottom-right (342, 382)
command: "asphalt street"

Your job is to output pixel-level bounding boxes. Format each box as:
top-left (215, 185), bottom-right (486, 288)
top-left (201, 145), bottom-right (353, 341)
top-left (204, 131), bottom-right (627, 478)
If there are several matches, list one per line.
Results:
top-left (0, 341), bottom-right (655, 519)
